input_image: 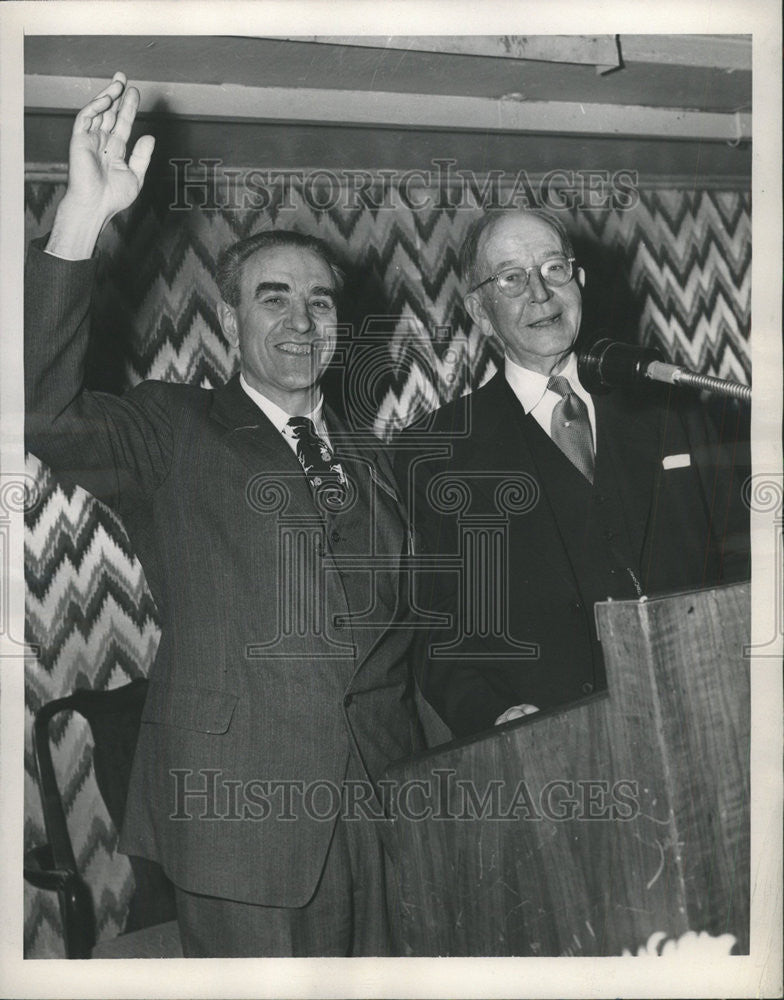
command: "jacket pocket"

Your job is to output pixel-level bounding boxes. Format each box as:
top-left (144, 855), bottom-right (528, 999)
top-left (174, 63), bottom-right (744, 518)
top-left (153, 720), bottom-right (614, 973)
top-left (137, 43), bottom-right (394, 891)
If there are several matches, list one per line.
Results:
top-left (141, 681), bottom-right (237, 734)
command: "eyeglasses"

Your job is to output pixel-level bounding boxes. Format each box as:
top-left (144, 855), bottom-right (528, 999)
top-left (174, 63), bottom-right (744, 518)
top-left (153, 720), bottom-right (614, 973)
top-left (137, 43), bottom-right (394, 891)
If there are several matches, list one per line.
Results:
top-left (469, 256), bottom-right (576, 298)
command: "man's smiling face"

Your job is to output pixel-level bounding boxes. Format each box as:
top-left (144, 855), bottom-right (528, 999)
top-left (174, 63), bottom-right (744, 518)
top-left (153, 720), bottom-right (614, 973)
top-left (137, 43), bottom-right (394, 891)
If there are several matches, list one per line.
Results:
top-left (219, 244), bottom-right (338, 413)
top-left (465, 212), bottom-right (585, 375)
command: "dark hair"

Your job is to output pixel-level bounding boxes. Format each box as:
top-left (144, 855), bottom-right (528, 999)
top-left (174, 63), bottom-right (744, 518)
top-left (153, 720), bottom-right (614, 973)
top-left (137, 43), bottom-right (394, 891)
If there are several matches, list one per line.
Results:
top-left (459, 208), bottom-right (576, 289)
top-left (216, 230), bottom-right (345, 307)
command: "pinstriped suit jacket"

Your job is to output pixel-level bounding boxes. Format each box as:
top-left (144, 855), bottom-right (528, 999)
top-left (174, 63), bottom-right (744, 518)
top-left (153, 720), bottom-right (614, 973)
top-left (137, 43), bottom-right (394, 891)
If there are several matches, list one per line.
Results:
top-left (25, 241), bottom-right (422, 907)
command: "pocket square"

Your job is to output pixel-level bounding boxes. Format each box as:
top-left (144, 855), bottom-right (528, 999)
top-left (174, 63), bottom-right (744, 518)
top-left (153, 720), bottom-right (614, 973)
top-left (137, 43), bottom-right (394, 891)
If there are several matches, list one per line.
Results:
top-left (662, 453), bottom-right (691, 470)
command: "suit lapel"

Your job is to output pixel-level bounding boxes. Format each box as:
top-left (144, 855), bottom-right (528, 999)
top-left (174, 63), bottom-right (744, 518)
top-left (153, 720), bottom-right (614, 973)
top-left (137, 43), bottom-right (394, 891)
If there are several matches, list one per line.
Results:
top-left (493, 376), bottom-right (596, 578)
top-left (325, 406), bottom-right (404, 525)
top-left (210, 373), bottom-right (269, 431)
top-left (209, 374), bottom-right (316, 517)
top-left (323, 408), bottom-right (407, 675)
top-left (468, 375), bottom-right (661, 579)
top-left (452, 374), bottom-right (534, 506)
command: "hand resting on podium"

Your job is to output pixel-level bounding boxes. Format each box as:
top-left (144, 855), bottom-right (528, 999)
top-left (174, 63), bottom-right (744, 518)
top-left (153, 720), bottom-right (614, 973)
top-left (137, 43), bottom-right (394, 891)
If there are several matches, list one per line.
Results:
top-left (495, 703), bottom-right (540, 726)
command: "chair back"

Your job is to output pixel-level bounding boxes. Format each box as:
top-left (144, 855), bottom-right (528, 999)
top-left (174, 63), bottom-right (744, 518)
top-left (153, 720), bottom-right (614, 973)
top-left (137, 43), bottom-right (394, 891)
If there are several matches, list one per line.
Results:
top-left (31, 679), bottom-right (176, 945)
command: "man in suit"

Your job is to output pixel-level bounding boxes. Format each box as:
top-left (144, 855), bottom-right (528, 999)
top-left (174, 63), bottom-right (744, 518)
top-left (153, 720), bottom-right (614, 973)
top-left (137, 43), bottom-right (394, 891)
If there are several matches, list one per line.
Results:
top-left (26, 74), bottom-right (421, 956)
top-left (402, 207), bottom-right (749, 738)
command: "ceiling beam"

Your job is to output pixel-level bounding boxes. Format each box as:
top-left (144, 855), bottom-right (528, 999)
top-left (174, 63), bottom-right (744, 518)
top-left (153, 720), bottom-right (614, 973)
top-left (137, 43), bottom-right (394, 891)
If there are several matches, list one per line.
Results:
top-left (275, 34), bottom-right (750, 72)
top-left (619, 34), bottom-right (751, 70)
top-left (277, 35), bottom-right (622, 69)
top-left (25, 75), bottom-right (751, 143)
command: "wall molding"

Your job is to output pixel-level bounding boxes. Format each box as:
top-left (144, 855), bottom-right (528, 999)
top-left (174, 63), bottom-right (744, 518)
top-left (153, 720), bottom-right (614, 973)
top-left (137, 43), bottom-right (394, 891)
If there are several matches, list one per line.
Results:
top-left (25, 163), bottom-right (751, 194)
top-left (25, 75), bottom-right (752, 143)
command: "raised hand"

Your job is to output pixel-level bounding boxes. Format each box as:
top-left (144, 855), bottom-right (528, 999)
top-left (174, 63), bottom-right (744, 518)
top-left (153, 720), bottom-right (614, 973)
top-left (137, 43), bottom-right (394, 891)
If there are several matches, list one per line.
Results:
top-left (47, 72), bottom-right (155, 260)
top-left (67, 72), bottom-right (154, 216)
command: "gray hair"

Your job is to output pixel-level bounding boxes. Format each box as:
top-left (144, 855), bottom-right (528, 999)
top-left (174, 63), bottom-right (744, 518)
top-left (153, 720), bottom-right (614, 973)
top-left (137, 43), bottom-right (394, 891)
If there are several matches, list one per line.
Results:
top-left (216, 230), bottom-right (345, 307)
top-left (459, 209), bottom-right (575, 289)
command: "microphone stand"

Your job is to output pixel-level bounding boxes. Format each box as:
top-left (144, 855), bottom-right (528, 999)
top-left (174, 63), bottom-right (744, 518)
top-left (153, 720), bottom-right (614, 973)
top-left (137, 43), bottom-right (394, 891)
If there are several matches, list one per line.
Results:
top-left (645, 361), bottom-right (751, 402)
top-left (578, 339), bottom-right (751, 402)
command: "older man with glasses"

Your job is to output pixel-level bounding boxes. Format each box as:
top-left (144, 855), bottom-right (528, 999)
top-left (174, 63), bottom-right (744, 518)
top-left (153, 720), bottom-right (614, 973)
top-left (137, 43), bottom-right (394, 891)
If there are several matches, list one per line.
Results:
top-left (402, 208), bottom-right (749, 739)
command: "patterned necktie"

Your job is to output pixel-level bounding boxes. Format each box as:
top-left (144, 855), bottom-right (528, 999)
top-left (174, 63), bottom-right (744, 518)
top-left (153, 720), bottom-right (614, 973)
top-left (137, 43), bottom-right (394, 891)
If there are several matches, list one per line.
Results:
top-left (547, 375), bottom-right (595, 484)
top-left (286, 416), bottom-right (346, 508)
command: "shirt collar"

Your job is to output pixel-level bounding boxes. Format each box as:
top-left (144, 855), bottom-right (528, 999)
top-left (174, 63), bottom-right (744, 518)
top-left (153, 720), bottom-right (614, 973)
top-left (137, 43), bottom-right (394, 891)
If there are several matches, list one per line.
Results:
top-left (239, 374), bottom-right (324, 432)
top-left (504, 352), bottom-right (580, 414)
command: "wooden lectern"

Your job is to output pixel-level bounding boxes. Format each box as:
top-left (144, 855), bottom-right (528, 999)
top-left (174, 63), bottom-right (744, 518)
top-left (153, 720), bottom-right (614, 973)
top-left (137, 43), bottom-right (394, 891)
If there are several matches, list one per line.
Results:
top-left (387, 582), bottom-right (750, 956)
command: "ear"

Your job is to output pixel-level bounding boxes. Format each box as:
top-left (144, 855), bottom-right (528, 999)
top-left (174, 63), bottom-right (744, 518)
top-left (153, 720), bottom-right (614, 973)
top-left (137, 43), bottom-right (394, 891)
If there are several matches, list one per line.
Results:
top-left (464, 291), bottom-right (493, 335)
top-left (576, 266), bottom-right (586, 289)
top-left (217, 301), bottom-right (239, 348)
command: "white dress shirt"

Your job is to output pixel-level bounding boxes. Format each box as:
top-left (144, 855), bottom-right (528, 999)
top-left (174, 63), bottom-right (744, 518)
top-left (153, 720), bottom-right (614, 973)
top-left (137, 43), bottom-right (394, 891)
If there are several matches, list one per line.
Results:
top-left (504, 352), bottom-right (597, 450)
top-left (239, 374), bottom-right (333, 454)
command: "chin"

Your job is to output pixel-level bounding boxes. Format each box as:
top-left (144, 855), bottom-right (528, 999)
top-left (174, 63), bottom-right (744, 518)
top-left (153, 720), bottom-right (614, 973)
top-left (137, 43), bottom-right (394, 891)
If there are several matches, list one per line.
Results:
top-left (534, 341), bottom-right (575, 362)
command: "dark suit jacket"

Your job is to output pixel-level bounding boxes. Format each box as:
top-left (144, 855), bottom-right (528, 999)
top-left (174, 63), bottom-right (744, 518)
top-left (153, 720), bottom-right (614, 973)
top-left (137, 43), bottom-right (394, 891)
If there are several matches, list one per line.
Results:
top-left (399, 372), bottom-right (749, 738)
top-left (25, 242), bottom-right (421, 907)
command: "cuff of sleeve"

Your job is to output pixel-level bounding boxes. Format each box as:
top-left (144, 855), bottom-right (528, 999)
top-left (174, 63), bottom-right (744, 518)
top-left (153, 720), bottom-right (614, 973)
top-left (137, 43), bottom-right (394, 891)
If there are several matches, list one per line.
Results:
top-left (25, 236), bottom-right (99, 325)
top-left (29, 233), bottom-right (98, 267)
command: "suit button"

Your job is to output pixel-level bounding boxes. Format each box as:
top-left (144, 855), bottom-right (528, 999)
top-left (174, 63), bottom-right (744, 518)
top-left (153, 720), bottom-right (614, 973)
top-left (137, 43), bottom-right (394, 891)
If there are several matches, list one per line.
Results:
top-left (595, 493), bottom-right (608, 504)
top-left (569, 600), bottom-right (583, 613)
top-left (581, 682), bottom-right (594, 694)
top-left (343, 693), bottom-right (353, 708)
top-left (603, 529), bottom-right (615, 541)
top-left (330, 531), bottom-right (341, 544)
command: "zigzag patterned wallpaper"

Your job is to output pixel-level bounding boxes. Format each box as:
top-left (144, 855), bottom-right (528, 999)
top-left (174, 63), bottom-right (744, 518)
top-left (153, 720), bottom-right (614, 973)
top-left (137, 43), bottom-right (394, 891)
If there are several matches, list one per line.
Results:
top-left (22, 174), bottom-right (750, 957)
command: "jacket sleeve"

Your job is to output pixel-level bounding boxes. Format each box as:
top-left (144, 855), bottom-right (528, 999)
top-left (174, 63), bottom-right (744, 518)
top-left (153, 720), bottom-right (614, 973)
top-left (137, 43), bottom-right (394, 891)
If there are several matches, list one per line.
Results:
top-left (25, 238), bottom-right (173, 515)
top-left (394, 437), bottom-right (532, 740)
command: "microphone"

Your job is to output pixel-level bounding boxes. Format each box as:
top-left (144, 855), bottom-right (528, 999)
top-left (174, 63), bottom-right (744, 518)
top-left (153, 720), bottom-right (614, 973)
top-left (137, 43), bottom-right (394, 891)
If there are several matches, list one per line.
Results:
top-left (577, 339), bottom-right (751, 402)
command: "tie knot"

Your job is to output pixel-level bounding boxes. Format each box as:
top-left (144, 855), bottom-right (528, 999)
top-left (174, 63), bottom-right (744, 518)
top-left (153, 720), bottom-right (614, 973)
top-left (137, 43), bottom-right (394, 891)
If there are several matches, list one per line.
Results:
top-left (286, 416), bottom-right (317, 440)
top-left (286, 416), bottom-right (336, 468)
top-left (547, 375), bottom-right (573, 398)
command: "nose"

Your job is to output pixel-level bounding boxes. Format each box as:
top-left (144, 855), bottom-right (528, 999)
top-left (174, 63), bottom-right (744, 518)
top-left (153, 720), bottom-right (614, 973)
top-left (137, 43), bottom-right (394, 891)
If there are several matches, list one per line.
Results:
top-left (526, 268), bottom-right (553, 304)
top-left (286, 297), bottom-right (315, 334)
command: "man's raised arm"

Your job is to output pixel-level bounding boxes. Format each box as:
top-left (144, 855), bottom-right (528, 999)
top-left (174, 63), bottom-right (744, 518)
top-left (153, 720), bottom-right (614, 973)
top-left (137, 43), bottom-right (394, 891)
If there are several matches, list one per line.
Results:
top-left (46, 72), bottom-right (154, 260)
top-left (26, 74), bottom-right (170, 513)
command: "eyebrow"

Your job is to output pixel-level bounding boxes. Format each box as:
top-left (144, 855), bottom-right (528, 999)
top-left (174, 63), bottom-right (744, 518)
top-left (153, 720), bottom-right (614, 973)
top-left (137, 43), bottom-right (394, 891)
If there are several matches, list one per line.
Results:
top-left (253, 281), bottom-right (290, 297)
top-left (491, 253), bottom-right (567, 271)
top-left (253, 282), bottom-right (336, 298)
